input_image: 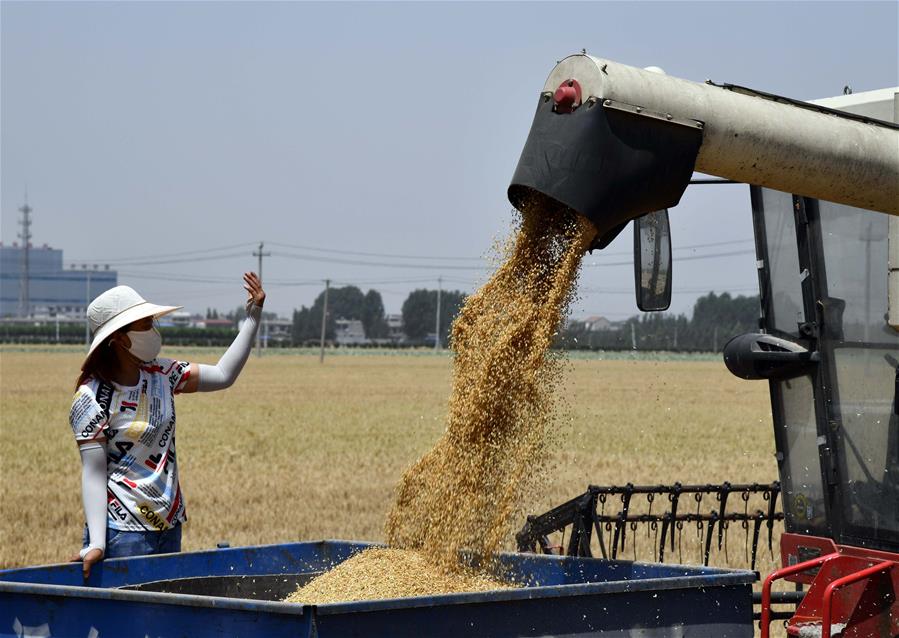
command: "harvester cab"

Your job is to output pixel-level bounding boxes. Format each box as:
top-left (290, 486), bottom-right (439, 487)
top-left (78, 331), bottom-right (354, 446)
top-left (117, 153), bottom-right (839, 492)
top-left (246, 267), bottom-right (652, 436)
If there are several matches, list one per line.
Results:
top-left (509, 53), bottom-right (898, 637)
top-left (746, 172), bottom-right (899, 638)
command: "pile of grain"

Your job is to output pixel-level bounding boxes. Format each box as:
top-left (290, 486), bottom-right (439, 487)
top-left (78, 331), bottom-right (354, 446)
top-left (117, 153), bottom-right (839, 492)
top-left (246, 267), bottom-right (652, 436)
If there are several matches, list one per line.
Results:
top-left (284, 547), bottom-right (516, 604)
top-left (288, 203), bottom-right (595, 603)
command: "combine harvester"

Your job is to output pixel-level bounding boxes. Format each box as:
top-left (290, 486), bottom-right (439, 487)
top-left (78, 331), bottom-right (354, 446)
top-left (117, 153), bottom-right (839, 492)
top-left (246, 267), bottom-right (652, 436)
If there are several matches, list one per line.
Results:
top-left (2, 53), bottom-right (897, 637)
top-left (511, 54), bottom-right (899, 637)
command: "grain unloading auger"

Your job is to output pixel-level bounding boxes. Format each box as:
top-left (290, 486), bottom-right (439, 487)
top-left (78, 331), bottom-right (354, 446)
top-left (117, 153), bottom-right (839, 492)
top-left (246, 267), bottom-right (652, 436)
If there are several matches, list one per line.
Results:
top-left (509, 53), bottom-right (899, 247)
top-left (510, 53), bottom-right (899, 637)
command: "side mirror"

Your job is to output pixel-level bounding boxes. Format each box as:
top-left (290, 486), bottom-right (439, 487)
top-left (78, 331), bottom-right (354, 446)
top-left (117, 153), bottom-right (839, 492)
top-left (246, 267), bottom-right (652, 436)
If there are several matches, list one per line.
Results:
top-left (723, 333), bottom-right (818, 380)
top-left (633, 209), bottom-right (672, 312)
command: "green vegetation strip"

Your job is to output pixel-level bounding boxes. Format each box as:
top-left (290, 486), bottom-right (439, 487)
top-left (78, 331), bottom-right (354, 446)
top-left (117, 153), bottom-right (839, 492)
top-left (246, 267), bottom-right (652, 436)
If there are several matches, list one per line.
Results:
top-left (0, 344), bottom-right (721, 361)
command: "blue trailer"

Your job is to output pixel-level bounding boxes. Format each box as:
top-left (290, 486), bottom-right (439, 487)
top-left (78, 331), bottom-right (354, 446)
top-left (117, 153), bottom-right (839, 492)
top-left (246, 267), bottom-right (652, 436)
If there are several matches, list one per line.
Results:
top-left (1, 540), bottom-right (755, 637)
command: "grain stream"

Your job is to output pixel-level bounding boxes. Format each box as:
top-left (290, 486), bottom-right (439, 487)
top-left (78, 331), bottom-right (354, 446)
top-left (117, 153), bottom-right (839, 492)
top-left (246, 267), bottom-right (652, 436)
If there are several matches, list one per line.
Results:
top-left (385, 205), bottom-right (595, 571)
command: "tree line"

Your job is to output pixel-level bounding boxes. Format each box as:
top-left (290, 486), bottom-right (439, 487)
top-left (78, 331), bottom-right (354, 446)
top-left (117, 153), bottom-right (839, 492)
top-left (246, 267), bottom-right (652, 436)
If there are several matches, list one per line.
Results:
top-left (0, 290), bottom-right (758, 351)
top-left (560, 292), bottom-right (760, 352)
top-left (290, 287), bottom-right (758, 350)
top-left (291, 285), bottom-right (465, 346)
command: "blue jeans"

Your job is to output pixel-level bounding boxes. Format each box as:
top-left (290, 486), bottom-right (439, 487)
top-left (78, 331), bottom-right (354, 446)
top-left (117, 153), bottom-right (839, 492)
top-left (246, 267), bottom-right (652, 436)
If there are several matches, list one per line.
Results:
top-left (82, 524), bottom-right (182, 559)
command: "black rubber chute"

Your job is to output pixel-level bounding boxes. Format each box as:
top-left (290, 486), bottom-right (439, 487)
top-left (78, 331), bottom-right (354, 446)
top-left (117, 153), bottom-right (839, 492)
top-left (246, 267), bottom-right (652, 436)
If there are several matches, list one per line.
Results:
top-left (508, 96), bottom-right (703, 249)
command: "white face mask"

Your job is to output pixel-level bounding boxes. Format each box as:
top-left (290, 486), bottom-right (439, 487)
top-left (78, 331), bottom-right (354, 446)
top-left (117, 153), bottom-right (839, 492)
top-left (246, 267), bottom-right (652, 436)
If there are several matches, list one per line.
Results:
top-left (126, 327), bottom-right (162, 362)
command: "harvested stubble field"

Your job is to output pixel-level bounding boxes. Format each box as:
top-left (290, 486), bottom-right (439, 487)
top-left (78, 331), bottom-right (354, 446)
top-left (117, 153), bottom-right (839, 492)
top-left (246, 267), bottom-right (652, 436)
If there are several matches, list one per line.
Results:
top-left (0, 346), bottom-right (780, 576)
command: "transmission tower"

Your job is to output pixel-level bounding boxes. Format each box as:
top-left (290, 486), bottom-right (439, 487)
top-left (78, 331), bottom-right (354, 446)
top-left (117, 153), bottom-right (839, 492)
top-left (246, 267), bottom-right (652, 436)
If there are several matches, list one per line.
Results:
top-left (18, 195), bottom-right (33, 317)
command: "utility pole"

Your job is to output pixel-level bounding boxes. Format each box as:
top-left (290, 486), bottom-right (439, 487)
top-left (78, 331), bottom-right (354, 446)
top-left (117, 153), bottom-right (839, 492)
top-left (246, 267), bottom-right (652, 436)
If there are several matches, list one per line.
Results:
top-left (713, 326), bottom-right (719, 352)
top-left (631, 322), bottom-right (637, 350)
top-left (84, 267), bottom-right (92, 349)
top-left (252, 241), bottom-right (271, 357)
top-left (434, 276), bottom-right (442, 351)
top-left (18, 195), bottom-right (32, 318)
top-left (319, 279), bottom-right (330, 364)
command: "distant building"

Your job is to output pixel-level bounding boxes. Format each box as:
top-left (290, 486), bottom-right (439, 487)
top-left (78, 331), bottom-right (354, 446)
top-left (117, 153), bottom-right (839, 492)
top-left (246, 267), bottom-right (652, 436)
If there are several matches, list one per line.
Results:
top-left (386, 314), bottom-right (404, 343)
top-left (335, 318), bottom-right (367, 345)
top-left (199, 318), bottom-right (235, 330)
top-left (166, 311), bottom-right (193, 328)
top-left (0, 243), bottom-right (117, 317)
top-left (265, 318), bottom-right (292, 345)
top-left (583, 315), bottom-right (622, 332)
top-left (235, 316), bottom-right (291, 347)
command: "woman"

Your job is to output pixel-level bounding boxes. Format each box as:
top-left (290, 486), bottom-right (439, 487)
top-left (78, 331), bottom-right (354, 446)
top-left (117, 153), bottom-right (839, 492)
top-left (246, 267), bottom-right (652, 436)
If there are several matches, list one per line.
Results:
top-left (69, 272), bottom-right (265, 578)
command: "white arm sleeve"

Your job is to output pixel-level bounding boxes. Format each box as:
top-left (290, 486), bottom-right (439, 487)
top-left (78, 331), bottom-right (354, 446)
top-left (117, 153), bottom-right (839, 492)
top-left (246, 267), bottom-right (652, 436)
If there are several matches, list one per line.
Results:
top-left (197, 304), bottom-right (261, 392)
top-left (79, 442), bottom-right (107, 558)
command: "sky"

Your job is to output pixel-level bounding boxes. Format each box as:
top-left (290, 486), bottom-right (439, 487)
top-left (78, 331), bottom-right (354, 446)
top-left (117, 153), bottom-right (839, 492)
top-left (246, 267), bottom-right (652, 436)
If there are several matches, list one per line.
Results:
top-left (2, 1), bottom-right (897, 320)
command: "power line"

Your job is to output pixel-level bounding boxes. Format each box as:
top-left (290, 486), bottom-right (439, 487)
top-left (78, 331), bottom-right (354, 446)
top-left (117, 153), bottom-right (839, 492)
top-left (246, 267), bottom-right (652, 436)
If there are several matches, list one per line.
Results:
top-left (272, 251), bottom-right (487, 271)
top-left (79, 251), bottom-right (251, 268)
top-left (118, 269), bottom-right (323, 286)
top-left (583, 248), bottom-right (756, 268)
top-left (582, 238), bottom-right (754, 258)
top-left (272, 237), bottom-right (754, 264)
top-left (128, 250), bottom-right (754, 280)
top-left (366, 287), bottom-right (418, 295)
top-left (272, 245), bottom-right (756, 271)
top-left (67, 242), bottom-right (256, 265)
top-left (330, 277), bottom-right (437, 286)
top-left (117, 267), bottom-right (757, 296)
top-left (267, 240), bottom-right (484, 261)
top-left (672, 238), bottom-right (753, 251)
top-left (579, 285), bottom-right (758, 295)
top-left (62, 238), bottom-right (755, 274)
top-left (118, 271), bottom-right (238, 284)
top-left (135, 287), bottom-right (251, 302)
top-left (60, 236), bottom-right (753, 269)
top-left (265, 280), bottom-right (337, 287)
top-left (664, 248), bottom-right (758, 262)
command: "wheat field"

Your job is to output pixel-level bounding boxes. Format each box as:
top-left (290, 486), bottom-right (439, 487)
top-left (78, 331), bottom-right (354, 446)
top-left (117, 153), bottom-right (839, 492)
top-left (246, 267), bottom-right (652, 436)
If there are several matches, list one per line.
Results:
top-left (0, 346), bottom-right (780, 574)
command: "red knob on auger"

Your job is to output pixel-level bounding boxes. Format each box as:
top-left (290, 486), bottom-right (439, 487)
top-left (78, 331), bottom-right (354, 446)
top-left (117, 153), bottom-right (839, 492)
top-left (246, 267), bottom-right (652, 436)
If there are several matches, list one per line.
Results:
top-left (553, 79), bottom-right (582, 113)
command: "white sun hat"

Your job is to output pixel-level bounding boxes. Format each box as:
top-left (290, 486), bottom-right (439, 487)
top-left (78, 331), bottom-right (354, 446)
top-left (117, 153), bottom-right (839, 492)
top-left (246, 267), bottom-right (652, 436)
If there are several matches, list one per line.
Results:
top-left (85, 285), bottom-right (182, 361)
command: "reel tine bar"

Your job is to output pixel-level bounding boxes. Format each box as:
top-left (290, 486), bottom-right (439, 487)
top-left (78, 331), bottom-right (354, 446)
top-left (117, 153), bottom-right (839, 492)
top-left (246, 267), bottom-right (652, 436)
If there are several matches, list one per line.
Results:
top-left (517, 482), bottom-right (783, 569)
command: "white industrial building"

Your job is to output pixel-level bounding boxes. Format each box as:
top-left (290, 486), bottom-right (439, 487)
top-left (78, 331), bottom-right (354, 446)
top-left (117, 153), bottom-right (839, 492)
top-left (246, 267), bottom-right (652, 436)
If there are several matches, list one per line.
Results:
top-left (0, 243), bottom-right (117, 318)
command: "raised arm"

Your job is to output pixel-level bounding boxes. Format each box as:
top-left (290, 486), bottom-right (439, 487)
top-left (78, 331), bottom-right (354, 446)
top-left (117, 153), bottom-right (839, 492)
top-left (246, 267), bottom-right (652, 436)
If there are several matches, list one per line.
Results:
top-left (180, 272), bottom-right (266, 393)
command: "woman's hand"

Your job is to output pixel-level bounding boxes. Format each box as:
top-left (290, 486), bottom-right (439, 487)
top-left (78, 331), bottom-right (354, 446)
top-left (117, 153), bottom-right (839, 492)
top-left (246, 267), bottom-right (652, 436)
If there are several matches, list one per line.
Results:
top-left (244, 272), bottom-right (265, 311)
top-left (180, 272), bottom-right (266, 395)
top-left (69, 547), bottom-right (104, 579)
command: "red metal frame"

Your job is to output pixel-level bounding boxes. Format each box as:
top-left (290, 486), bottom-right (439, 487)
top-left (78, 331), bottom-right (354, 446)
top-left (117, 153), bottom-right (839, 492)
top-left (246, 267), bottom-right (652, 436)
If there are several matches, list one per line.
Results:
top-left (762, 533), bottom-right (899, 637)
top-left (760, 553), bottom-right (839, 638)
top-left (821, 561), bottom-right (895, 638)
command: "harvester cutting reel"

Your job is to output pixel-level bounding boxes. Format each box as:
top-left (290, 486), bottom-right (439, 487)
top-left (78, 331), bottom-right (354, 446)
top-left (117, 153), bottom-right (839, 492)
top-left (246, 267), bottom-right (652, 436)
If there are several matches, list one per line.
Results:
top-left (517, 482), bottom-right (784, 570)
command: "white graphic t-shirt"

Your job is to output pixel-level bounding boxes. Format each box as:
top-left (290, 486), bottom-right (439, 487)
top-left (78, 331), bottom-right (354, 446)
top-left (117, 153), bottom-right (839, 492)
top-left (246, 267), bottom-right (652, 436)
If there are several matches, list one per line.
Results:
top-left (69, 358), bottom-right (191, 532)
